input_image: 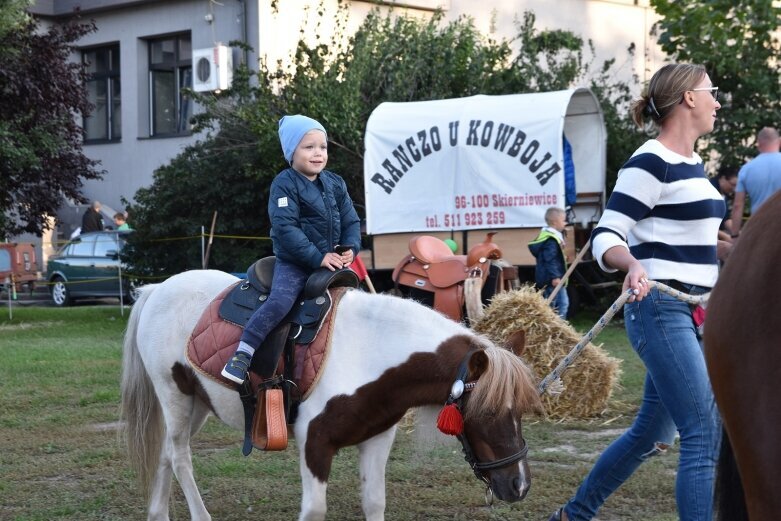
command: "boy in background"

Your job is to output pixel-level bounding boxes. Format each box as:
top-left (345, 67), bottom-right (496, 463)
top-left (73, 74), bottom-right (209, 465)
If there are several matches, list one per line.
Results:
top-left (113, 213), bottom-right (131, 231)
top-left (528, 207), bottom-right (568, 319)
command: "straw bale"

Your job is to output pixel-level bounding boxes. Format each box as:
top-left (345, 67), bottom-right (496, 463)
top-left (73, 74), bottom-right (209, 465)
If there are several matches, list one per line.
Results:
top-left (472, 285), bottom-right (621, 420)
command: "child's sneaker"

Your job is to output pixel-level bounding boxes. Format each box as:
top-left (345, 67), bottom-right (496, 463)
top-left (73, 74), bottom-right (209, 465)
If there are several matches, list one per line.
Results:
top-left (221, 351), bottom-right (252, 384)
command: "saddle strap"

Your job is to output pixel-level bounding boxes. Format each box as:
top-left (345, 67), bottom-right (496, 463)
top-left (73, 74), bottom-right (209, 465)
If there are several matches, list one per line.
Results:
top-left (252, 388), bottom-right (288, 451)
top-left (240, 381), bottom-right (255, 456)
top-left (433, 284), bottom-right (464, 322)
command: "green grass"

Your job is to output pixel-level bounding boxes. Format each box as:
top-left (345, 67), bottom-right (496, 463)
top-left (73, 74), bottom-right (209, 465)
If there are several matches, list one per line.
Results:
top-left (0, 305), bottom-right (679, 520)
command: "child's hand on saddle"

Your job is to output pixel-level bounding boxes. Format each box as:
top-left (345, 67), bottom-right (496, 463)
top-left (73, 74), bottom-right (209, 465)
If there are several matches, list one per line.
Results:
top-left (339, 250), bottom-right (354, 267)
top-left (321, 252), bottom-right (346, 271)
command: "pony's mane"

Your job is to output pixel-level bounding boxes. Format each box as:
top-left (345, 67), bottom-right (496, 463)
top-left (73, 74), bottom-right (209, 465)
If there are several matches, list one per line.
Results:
top-left (464, 341), bottom-right (542, 420)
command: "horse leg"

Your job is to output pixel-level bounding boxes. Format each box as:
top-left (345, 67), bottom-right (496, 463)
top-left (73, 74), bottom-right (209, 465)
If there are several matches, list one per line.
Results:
top-left (147, 438), bottom-right (174, 521)
top-left (295, 420), bottom-right (332, 521)
top-left (151, 390), bottom-right (212, 521)
top-left (297, 461), bottom-right (329, 521)
top-left (172, 400), bottom-right (213, 521)
top-left (358, 426), bottom-right (397, 521)
top-left (189, 399), bottom-right (211, 436)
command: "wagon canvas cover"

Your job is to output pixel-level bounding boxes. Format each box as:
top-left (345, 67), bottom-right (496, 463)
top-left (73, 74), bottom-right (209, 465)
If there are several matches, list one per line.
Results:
top-left (364, 89), bottom-right (603, 235)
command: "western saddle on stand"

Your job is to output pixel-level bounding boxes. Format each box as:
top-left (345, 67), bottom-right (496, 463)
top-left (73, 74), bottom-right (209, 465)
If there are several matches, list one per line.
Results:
top-left (391, 232), bottom-right (518, 323)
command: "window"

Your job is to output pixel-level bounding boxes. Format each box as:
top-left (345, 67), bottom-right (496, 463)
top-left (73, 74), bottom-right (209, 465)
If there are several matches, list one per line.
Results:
top-left (93, 233), bottom-right (120, 257)
top-left (83, 44), bottom-right (121, 142)
top-left (71, 235), bottom-right (96, 256)
top-left (149, 34), bottom-right (192, 136)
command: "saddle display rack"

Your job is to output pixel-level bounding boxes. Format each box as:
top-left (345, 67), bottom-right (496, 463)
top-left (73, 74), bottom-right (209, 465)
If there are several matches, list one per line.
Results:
top-left (392, 233), bottom-right (517, 323)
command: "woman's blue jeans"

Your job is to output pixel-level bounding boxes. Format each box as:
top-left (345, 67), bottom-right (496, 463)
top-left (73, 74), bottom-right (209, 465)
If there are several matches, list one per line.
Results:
top-left (564, 285), bottom-right (719, 521)
top-left (239, 259), bottom-right (309, 349)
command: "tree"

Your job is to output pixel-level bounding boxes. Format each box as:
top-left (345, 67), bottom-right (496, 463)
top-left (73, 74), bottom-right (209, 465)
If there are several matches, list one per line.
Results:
top-left (587, 44), bottom-right (645, 195)
top-left (0, 18), bottom-right (102, 238)
top-left (652, 0), bottom-right (781, 168)
top-left (0, 0), bottom-right (29, 41)
top-left (122, 82), bottom-right (276, 278)
top-left (125, 9), bottom-right (641, 276)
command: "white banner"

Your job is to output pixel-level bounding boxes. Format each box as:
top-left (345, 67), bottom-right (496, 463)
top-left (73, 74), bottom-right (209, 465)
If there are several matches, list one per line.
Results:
top-left (364, 91), bottom-right (574, 235)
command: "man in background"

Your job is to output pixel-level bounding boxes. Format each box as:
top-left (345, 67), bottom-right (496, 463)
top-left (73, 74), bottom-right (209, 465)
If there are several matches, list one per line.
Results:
top-left (81, 200), bottom-right (105, 233)
top-left (730, 127), bottom-right (781, 238)
top-left (710, 166), bottom-right (738, 241)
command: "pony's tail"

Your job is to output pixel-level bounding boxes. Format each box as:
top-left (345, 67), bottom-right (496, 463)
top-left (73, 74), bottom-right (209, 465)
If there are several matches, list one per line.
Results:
top-left (118, 284), bottom-right (163, 499)
top-left (714, 426), bottom-right (747, 521)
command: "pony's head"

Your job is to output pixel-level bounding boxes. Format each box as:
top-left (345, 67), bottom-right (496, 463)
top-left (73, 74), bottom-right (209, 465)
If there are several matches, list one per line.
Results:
top-left (437, 330), bottom-right (542, 502)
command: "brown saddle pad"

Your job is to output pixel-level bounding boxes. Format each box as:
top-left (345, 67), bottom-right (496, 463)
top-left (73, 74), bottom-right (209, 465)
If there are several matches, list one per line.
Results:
top-left (186, 285), bottom-right (349, 400)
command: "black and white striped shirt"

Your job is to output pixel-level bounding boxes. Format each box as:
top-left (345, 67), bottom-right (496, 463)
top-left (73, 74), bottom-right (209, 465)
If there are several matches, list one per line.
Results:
top-left (592, 140), bottom-right (724, 288)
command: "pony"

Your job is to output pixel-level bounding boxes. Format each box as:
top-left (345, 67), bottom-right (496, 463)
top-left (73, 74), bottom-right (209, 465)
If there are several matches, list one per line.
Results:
top-left (120, 269), bottom-right (542, 521)
top-left (704, 190), bottom-right (781, 520)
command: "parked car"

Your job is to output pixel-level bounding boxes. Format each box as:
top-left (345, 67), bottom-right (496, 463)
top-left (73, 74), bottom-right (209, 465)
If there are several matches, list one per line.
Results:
top-left (46, 230), bottom-right (140, 306)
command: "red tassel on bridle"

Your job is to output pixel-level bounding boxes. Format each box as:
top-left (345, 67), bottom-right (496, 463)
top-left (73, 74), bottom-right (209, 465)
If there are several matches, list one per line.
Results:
top-left (437, 402), bottom-right (464, 435)
top-left (438, 354), bottom-right (476, 436)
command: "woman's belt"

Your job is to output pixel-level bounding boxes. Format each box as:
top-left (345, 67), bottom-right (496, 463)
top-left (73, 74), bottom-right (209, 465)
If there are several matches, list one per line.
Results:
top-left (655, 279), bottom-right (711, 293)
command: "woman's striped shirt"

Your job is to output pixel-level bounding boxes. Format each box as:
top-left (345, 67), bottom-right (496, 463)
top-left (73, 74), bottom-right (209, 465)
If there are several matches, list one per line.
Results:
top-left (592, 139), bottom-right (725, 288)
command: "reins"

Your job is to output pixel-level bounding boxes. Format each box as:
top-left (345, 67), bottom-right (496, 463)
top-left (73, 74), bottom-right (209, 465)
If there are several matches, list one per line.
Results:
top-left (537, 280), bottom-right (710, 395)
top-left (461, 435), bottom-right (529, 476)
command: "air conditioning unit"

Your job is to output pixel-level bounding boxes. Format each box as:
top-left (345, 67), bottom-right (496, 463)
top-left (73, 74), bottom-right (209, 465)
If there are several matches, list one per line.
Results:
top-left (192, 45), bottom-right (233, 92)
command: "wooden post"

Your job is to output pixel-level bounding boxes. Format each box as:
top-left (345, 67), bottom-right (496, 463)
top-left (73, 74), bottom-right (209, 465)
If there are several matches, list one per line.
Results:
top-left (363, 272), bottom-right (377, 294)
top-left (200, 225), bottom-right (205, 268)
top-left (203, 211), bottom-right (218, 269)
top-left (7, 274), bottom-right (13, 320)
top-left (117, 257), bottom-right (125, 316)
top-left (546, 240), bottom-right (591, 304)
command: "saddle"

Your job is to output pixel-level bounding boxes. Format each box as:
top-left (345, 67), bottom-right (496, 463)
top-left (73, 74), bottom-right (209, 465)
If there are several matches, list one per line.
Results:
top-left (188, 257), bottom-right (359, 455)
top-left (392, 233), bottom-right (516, 322)
top-left (219, 257), bottom-right (359, 356)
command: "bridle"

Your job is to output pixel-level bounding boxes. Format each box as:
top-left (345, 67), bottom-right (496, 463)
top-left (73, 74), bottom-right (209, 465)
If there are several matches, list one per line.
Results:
top-left (458, 430), bottom-right (529, 484)
top-left (440, 352), bottom-right (530, 490)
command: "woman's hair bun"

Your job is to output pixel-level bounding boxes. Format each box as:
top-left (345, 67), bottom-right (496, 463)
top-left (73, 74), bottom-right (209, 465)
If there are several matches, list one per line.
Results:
top-left (644, 96), bottom-right (661, 120)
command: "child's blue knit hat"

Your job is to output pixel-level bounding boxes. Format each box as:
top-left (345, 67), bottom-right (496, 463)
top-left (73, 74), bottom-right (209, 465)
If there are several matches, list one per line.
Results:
top-left (278, 115), bottom-right (327, 164)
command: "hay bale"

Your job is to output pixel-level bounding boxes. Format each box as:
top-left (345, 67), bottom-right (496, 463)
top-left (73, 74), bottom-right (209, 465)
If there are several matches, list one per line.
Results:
top-left (472, 285), bottom-right (621, 420)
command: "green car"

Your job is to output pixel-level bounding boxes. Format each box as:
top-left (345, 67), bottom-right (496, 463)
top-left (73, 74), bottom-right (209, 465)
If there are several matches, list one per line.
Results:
top-left (46, 230), bottom-right (140, 307)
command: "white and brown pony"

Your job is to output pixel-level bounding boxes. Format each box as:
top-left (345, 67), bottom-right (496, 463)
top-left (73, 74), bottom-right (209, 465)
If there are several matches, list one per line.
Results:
top-left (120, 269), bottom-right (541, 521)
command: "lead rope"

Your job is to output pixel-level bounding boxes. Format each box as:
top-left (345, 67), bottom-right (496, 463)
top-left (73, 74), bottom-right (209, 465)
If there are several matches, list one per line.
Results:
top-left (537, 280), bottom-right (710, 395)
